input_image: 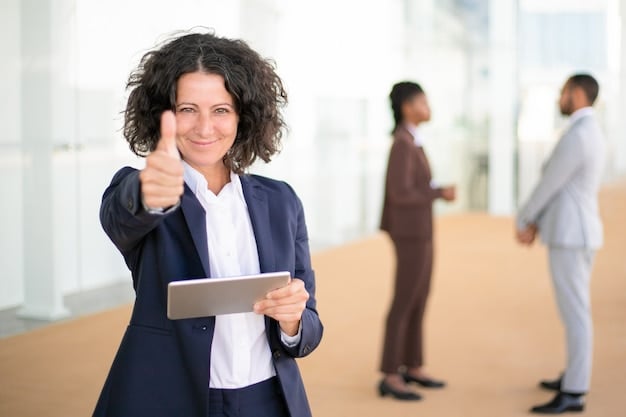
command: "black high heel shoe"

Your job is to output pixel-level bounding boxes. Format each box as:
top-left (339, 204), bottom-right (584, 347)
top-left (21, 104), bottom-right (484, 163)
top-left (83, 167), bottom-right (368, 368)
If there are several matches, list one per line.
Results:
top-left (402, 373), bottom-right (446, 389)
top-left (378, 379), bottom-right (422, 401)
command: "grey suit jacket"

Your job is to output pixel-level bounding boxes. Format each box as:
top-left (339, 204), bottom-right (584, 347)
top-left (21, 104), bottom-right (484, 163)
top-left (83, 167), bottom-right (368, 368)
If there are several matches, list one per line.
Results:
top-left (517, 111), bottom-right (606, 249)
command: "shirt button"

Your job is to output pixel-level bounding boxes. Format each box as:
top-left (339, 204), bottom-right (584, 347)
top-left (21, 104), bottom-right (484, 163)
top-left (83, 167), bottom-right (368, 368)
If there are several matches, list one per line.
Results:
top-left (201, 325), bottom-right (207, 331)
top-left (273, 351), bottom-right (281, 359)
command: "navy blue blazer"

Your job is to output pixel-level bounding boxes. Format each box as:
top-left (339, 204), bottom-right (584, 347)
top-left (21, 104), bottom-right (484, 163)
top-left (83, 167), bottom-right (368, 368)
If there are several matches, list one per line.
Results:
top-left (93, 167), bottom-right (323, 417)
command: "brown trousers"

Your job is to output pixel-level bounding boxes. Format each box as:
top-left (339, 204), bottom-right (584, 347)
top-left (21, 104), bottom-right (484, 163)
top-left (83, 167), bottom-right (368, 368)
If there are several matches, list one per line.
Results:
top-left (380, 238), bottom-right (433, 373)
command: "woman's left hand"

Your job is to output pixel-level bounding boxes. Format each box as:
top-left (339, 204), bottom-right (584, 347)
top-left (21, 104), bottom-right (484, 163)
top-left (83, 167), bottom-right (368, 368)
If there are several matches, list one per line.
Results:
top-left (254, 278), bottom-right (309, 336)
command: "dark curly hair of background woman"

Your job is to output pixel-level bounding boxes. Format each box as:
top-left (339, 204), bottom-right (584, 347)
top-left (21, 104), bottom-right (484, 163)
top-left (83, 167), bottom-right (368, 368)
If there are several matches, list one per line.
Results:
top-left (123, 31), bottom-right (288, 174)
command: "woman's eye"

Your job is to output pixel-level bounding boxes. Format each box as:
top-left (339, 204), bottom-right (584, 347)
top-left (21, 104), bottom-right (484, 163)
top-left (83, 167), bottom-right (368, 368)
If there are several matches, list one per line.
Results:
top-left (178, 107), bottom-right (195, 113)
top-left (215, 108), bottom-right (229, 114)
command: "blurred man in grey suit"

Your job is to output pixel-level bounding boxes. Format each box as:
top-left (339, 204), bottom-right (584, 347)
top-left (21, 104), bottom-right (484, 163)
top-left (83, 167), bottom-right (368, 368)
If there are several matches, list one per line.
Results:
top-left (516, 74), bottom-right (606, 414)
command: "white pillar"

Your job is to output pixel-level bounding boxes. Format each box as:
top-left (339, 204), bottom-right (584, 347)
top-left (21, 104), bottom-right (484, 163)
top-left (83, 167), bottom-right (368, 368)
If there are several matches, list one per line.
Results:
top-left (617, 0), bottom-right (626, 175)
top-left (488, 0), bottom-right (517, 215)
top-left (18, 0), bottom-right (70, 320)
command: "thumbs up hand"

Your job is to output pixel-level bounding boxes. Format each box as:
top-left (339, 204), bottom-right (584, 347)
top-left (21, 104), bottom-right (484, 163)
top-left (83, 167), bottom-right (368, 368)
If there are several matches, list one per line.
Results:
top-left (139, 111), bottom-right (184, 210)
top-left (156, 110), bottom-right (180, 158)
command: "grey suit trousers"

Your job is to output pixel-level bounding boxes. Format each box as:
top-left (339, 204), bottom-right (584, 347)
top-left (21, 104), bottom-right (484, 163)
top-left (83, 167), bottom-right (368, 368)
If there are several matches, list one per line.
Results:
top-left (548, 247), bottom-right (595, 393)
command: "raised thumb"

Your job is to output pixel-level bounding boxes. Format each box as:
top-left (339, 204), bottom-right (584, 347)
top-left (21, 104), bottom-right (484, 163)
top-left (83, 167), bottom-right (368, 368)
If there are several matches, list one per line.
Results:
top-left (157, 110), bottom-right (179, 158)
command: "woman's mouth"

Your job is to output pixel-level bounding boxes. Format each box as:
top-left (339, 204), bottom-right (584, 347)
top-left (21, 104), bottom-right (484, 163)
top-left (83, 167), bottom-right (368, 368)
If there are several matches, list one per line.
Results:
top-left (189, 138), bottom-right (219, 146)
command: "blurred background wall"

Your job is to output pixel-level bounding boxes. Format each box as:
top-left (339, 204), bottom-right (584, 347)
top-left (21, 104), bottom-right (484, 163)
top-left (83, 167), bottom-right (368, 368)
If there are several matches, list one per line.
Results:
top-left (1, 0), bottom-right (625, 318)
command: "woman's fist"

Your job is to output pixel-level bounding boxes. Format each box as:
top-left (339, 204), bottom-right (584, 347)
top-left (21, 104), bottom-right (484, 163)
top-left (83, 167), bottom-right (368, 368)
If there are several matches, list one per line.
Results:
top-left (139, 111), bottom-right (184, 210)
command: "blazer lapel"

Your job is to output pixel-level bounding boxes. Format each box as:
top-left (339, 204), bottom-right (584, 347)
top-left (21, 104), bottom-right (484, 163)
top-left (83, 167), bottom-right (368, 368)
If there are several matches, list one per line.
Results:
top-left (416, 146), bottom-right (433, 181)
top-left (240, 175), bottom-right (276, 273)
top-left (180, 185), bottom-right (210, 277)
top-left (398, 126), bottom-right (433, 182)
top-left (177, 186), bottom-right (214, 406)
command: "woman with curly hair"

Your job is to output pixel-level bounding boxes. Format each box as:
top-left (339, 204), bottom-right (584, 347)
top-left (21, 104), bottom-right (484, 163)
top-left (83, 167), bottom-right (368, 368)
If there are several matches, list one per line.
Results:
top-left (94, 32), bottom-right (323, 417)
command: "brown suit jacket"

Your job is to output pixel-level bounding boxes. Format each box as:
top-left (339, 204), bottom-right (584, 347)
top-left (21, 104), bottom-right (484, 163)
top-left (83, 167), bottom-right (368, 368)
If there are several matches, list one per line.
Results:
top-left (380, 126), bottom-right (442, 240)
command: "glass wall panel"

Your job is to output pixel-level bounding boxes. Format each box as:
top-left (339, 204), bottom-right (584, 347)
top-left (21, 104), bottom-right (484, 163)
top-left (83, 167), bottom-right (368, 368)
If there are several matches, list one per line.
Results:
top-left (517, 0), bottom-right (623, 203)
top-left (1, 0), bottom-right (624, 314)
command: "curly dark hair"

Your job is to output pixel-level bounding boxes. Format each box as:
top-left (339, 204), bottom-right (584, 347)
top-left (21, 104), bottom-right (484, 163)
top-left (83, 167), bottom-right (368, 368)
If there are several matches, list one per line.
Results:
top-left (123, 31), bottom-right (288, 173)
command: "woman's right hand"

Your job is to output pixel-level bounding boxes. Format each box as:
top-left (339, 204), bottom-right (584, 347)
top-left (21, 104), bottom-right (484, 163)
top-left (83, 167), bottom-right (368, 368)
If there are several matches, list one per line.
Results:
top-left (139, 111), bottom-right (185, 210)
top-left (441, 185), bottom-right (456, 202)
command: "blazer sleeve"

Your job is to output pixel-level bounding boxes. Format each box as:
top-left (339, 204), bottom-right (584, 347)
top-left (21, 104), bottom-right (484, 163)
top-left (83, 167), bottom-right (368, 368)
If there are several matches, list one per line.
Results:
top-left (386, 139), bottom-right (443, 207)
top-left (277, 187), bottom-right (323, 358)
top-left (516, 132), bottom-right (584, 230)
top-left (100, 167), bottom-right (174, 255)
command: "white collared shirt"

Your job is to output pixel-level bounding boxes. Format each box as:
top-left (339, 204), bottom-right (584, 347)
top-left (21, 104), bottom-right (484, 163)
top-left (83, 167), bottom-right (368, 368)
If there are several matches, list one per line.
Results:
top-left (405, 123), bottom-right (424, 147)
top-left (568, 106), bottom-right (594, 128)
top-left (182, 162), bottom-right (298, 389)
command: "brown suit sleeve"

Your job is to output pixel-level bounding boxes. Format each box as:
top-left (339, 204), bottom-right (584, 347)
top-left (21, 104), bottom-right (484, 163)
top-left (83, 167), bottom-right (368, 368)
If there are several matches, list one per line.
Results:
top-left (386, 138), bottom-right (443, 207)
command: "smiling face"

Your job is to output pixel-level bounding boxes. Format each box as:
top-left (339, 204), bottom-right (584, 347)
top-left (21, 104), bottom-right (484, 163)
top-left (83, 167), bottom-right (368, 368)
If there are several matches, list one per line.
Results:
top-left (174, 71), bottom-right (239, 174)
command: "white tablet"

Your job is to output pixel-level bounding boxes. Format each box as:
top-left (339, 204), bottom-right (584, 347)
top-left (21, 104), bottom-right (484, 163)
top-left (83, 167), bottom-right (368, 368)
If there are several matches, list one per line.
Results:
top-left (167, 271), bottom-right (291, 320)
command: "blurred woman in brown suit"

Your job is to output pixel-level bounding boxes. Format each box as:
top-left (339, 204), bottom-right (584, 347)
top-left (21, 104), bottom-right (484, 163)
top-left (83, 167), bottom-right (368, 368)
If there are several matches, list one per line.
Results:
top-left (378, 82), bottom-right (456, 401)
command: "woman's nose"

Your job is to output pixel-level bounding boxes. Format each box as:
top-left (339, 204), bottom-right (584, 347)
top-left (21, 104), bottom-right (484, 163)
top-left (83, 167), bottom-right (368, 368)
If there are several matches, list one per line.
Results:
top-left (194, 112), bottom-right (214, 137)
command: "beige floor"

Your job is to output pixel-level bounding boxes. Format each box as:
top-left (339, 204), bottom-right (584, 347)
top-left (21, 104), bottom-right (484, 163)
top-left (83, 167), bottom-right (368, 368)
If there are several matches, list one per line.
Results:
top-left (1, 183), bottom-right (625, 417)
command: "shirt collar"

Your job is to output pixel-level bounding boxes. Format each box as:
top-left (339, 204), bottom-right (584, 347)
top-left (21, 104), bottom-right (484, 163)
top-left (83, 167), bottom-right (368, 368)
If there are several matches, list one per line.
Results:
top-left (568, 106), bottom-right (594, 127)
top-left (404, 123), bottom-right (424, 147)
top-left (182, 160), bottom-right (243, 202)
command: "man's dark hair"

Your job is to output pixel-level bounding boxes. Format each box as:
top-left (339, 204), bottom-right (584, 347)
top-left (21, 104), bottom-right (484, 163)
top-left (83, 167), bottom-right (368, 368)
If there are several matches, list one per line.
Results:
top-left (389, 81), bottom-right (424, 132)
top-left (123, 31), bottom-right (287, 174)
top-left (568, 73), bottom-right (599, 105)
